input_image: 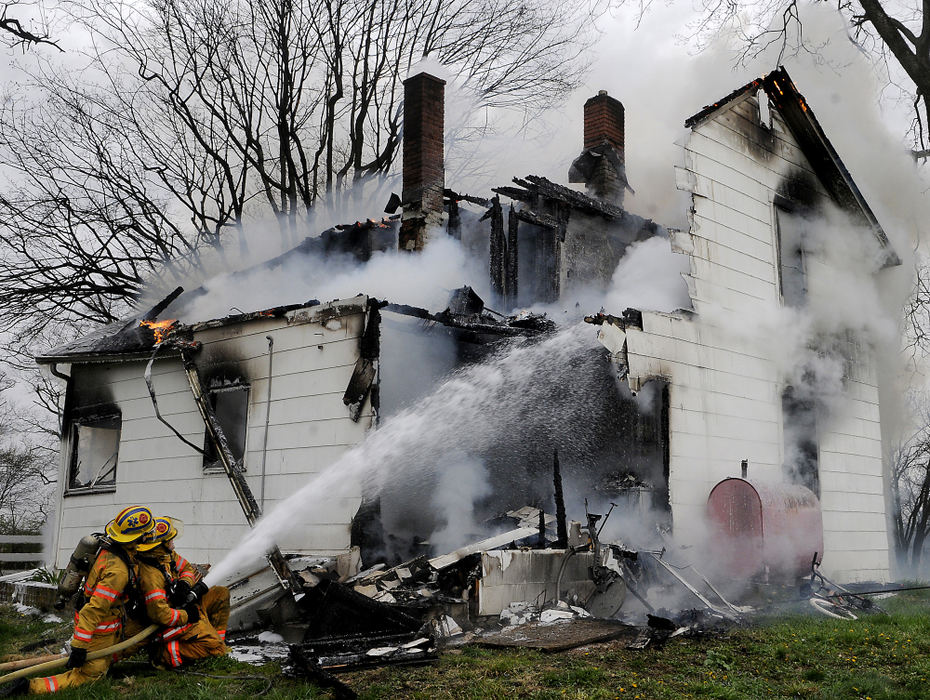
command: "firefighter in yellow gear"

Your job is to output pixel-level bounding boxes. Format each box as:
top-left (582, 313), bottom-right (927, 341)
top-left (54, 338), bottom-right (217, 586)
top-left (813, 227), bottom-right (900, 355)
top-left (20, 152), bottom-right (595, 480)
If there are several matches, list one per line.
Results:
top-left (28, 505), bottom-right (155, 695)
top-left (120, 519), bottom-right (198, 659)
top-left (134, 517), bottom-right (229, 668)
top-left (166, 548), bottom-right (230, 643)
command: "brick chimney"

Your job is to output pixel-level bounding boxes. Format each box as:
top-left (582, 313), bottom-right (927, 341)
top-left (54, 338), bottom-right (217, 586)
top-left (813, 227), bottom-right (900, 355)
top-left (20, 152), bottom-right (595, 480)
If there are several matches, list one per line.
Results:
top-left (569, 90), bottom-right (629, 207)
top-left (400, 72), bottom-right (445, 251)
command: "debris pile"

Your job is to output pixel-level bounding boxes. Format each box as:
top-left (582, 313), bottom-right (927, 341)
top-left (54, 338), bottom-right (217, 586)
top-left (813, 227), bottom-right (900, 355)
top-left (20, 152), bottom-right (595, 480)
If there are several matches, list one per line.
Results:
top-left (257, 503), bottom-right (752, 675)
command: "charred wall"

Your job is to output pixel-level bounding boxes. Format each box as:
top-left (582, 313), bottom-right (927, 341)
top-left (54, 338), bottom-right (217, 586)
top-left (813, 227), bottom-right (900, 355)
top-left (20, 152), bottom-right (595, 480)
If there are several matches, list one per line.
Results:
top-left (356, 317), bottom-right (671, 564)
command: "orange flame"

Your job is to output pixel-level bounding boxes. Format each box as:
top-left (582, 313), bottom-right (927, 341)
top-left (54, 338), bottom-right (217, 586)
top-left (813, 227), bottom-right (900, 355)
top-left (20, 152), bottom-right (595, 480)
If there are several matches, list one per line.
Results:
top-left (140, 319), bottom-right (178, 344)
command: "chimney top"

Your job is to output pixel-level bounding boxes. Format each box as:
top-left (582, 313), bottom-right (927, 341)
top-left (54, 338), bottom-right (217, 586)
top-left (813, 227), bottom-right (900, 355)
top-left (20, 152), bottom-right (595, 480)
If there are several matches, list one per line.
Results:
top-left (569, 90), bottom-right (628, 206)
top-left (582, 92), bottom-right (624, 151)
top-left (405, 71), bottom-right (446, 87)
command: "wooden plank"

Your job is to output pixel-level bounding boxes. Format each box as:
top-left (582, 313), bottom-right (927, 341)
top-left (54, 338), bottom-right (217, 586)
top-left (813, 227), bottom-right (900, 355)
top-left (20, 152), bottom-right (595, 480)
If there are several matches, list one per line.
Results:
top-left (701, 109), bottom-right (828, 187)
top-left (429, 527), bottom-right (539, 570)
top-left (0, 535), bottom-right (43, 545)
top-left (687, 257), bottom-right (776, 302)
top-left (0, 552), bottom-right (43, 562)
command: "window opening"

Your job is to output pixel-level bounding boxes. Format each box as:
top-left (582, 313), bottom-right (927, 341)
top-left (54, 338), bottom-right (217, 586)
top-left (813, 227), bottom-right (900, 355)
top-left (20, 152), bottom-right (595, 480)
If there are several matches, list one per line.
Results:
top-left (203, 381), bottom-right (249, 470)
top-left (774, 202), bottom-right (808, 308)
top-left (781, 386), bottom-right (819, 496)
top-left (757, 88), bottom-right (772, 129)
top-left (67, 410), bottom-right (121, 492)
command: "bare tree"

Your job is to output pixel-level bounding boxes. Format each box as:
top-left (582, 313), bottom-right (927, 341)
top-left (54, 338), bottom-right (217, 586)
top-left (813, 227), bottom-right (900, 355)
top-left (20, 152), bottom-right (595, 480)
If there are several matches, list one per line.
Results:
top-left (0, 0), bottom-right (59, 50)
top-left (905, 256), bottom-right (930, 358)
top-left (891, 388), bottom-right (930, 573)
top-left (0, 373), bottom-right (55, 534)
top-left (682, 0), bottom-right (930, 155)
top-left (0, 0), bottom-right (614, 336)
top-left (0, 440), bottom-right (53, 533)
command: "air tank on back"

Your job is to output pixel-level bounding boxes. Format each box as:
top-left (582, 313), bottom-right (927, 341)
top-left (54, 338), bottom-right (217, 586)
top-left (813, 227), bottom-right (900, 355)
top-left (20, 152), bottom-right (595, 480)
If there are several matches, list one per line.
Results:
top-left (706, 461), bottom-right (823, 581)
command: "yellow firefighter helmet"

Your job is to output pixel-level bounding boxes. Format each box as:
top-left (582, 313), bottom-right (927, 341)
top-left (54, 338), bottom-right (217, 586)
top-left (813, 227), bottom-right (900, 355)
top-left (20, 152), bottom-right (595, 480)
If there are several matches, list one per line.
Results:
top-left (105, 505), bottom-right (156, 543)
top-left (138, 516), bottom-right (182, 551)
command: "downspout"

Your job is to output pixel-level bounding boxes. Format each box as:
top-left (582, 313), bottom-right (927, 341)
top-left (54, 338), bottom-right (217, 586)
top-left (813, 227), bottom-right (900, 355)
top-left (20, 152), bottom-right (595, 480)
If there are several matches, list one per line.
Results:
top-left (48, 362), bottom-right (73, 570)
top-left (260, 336), bottom-right (274, 510)
top-left (48, 363), bottom-right (70, 383)
top-left (49, 363), bottom-right (71, 437)
top-left (175, 340), bottom-right (301, 597)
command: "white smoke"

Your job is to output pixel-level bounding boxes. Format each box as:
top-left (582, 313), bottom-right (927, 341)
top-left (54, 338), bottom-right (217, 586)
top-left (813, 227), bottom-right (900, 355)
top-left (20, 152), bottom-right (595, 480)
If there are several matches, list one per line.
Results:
top-left (178, 235), bottom-right (491, 321)
top-left (428, 452), bottom-right (492, 555)
top-left (603, 236), bottom-right (691, 313)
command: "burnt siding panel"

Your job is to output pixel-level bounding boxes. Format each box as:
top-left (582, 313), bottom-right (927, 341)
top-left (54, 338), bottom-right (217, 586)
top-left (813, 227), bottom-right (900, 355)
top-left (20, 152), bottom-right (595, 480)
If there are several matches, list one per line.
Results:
top-left (54, 303), bottom-right (372, 568)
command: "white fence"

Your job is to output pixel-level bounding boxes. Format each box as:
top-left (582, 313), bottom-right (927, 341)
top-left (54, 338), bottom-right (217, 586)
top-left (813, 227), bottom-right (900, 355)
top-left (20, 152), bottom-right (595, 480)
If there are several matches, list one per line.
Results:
top-left (0, 535), bottom-right (43, 567)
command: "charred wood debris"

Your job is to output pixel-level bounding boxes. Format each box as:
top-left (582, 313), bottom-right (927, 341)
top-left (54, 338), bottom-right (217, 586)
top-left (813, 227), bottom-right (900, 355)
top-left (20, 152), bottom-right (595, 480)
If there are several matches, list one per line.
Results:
top-left (254, 450), bottom-right (750, 692)
top-left (275, 500), bottom-right (748, 692)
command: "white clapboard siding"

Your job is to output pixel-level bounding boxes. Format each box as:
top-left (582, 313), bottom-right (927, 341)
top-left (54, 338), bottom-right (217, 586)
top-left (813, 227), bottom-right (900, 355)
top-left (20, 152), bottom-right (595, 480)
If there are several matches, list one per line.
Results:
top-left (53, 299), bottom-right (372, 569)
top-left (622, 94), bottom-right (891, 581)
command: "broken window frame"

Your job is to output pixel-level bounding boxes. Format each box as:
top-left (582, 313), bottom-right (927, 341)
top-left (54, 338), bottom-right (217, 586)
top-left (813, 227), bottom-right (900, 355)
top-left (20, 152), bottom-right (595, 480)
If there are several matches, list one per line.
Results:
top-left (781, 385), bottom-right (820, 497)
top-left (773, 196), bottom-right (810, 308)
top-left (202, 379), bottom-right (250, 473)
top-left (756, 88), bottom-right (773, 130)
top-left (64, 406), bottom-right (122, 495)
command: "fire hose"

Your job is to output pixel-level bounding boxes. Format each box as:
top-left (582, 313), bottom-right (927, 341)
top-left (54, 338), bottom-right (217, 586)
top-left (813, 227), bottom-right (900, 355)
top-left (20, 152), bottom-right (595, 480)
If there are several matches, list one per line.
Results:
top-left (0, 654), bottom-right (65, 673)
top-left (0, 623), bottom-right (158, 684)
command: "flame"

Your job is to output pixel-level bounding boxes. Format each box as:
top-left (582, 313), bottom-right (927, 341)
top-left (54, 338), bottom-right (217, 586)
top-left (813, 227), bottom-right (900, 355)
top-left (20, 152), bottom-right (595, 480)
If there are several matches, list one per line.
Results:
top-left (140, 319), bottom-right (178, 344)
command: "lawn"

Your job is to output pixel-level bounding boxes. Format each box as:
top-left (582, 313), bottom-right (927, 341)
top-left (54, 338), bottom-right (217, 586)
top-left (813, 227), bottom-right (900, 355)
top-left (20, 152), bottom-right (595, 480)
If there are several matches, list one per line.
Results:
top-left (2, 592), bottom-right (930, 699)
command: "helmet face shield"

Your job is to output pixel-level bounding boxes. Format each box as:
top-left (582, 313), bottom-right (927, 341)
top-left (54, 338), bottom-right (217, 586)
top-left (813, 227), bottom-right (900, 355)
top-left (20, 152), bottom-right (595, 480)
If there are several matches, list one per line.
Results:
top-left (105, 506), bottom-right (156, 543)
top-left (138, 516), bottom-right (182, 551)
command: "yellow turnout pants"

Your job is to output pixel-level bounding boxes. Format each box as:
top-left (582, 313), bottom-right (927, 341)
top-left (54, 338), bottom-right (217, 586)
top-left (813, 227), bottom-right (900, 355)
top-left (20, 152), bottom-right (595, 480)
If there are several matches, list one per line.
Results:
top-left (201, 586), bottom-right (230, 642)
top-left (28, 630), bottom-right (119, 694)
top-left (157, 618), bottom-right (227, 668)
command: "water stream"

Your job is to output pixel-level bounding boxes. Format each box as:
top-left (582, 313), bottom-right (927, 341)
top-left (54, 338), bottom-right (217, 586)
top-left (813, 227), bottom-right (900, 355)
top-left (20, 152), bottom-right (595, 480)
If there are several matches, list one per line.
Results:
top-left (204, 322), bottom-right (600, 586)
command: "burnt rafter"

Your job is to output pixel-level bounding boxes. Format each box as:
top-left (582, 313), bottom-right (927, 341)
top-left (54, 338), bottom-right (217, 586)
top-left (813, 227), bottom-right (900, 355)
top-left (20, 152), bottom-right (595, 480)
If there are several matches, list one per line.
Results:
top-left (443, 188), bottom-right (490, 208)
top-left (496, 175), bottom-right (626, 219)
top-left (489, 196), bottom-right (506, 298)
top-left (490, 186), bottom-right (535, 205)
top-left (514, 209), bottom-right (560, 230)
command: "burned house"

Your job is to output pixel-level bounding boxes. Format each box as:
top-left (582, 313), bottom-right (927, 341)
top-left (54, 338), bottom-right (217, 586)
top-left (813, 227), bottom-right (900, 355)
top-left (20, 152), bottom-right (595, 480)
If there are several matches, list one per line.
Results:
top-left (37, 65), bottom-right (896, 610)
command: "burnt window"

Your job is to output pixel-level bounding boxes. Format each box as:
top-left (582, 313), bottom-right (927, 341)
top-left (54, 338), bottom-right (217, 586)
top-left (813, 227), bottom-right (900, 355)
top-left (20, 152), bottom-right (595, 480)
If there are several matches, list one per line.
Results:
top-left (782, 386), bottom-right (819, 496)
top-left (203, 381), bottom-right (249, 471)
top-left (66, 409), bottom-right (121, 493)
top-left (774, 201), bottom-right (808, 308)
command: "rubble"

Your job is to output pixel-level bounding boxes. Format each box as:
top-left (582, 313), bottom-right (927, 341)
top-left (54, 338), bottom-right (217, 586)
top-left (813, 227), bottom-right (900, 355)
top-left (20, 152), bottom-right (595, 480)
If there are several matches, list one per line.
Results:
top-left (238, 502), bottom-right (752, 678)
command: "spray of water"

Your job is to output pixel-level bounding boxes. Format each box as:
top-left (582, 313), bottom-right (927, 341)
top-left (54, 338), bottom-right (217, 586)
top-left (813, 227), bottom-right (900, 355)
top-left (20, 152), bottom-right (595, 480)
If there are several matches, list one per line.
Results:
top-left (204, 323), bottom-right (599, 586)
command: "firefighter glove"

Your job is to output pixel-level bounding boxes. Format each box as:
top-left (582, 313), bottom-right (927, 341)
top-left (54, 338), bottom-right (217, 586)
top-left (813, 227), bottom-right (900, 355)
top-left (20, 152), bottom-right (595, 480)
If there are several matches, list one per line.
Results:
top-left (169, 580), bottom-right (192, 606)
top-left (191, 580), bottom-right (209, 601)
top-left (183, 603), bottom-right (200, 624)
top-left (66, 647), bottom-right (87, 669)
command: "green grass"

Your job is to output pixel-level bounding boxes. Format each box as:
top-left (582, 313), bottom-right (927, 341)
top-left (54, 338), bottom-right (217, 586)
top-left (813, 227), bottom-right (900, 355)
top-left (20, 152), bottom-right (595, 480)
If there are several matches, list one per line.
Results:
top-left (3, 592), bottom-right (930, 698)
